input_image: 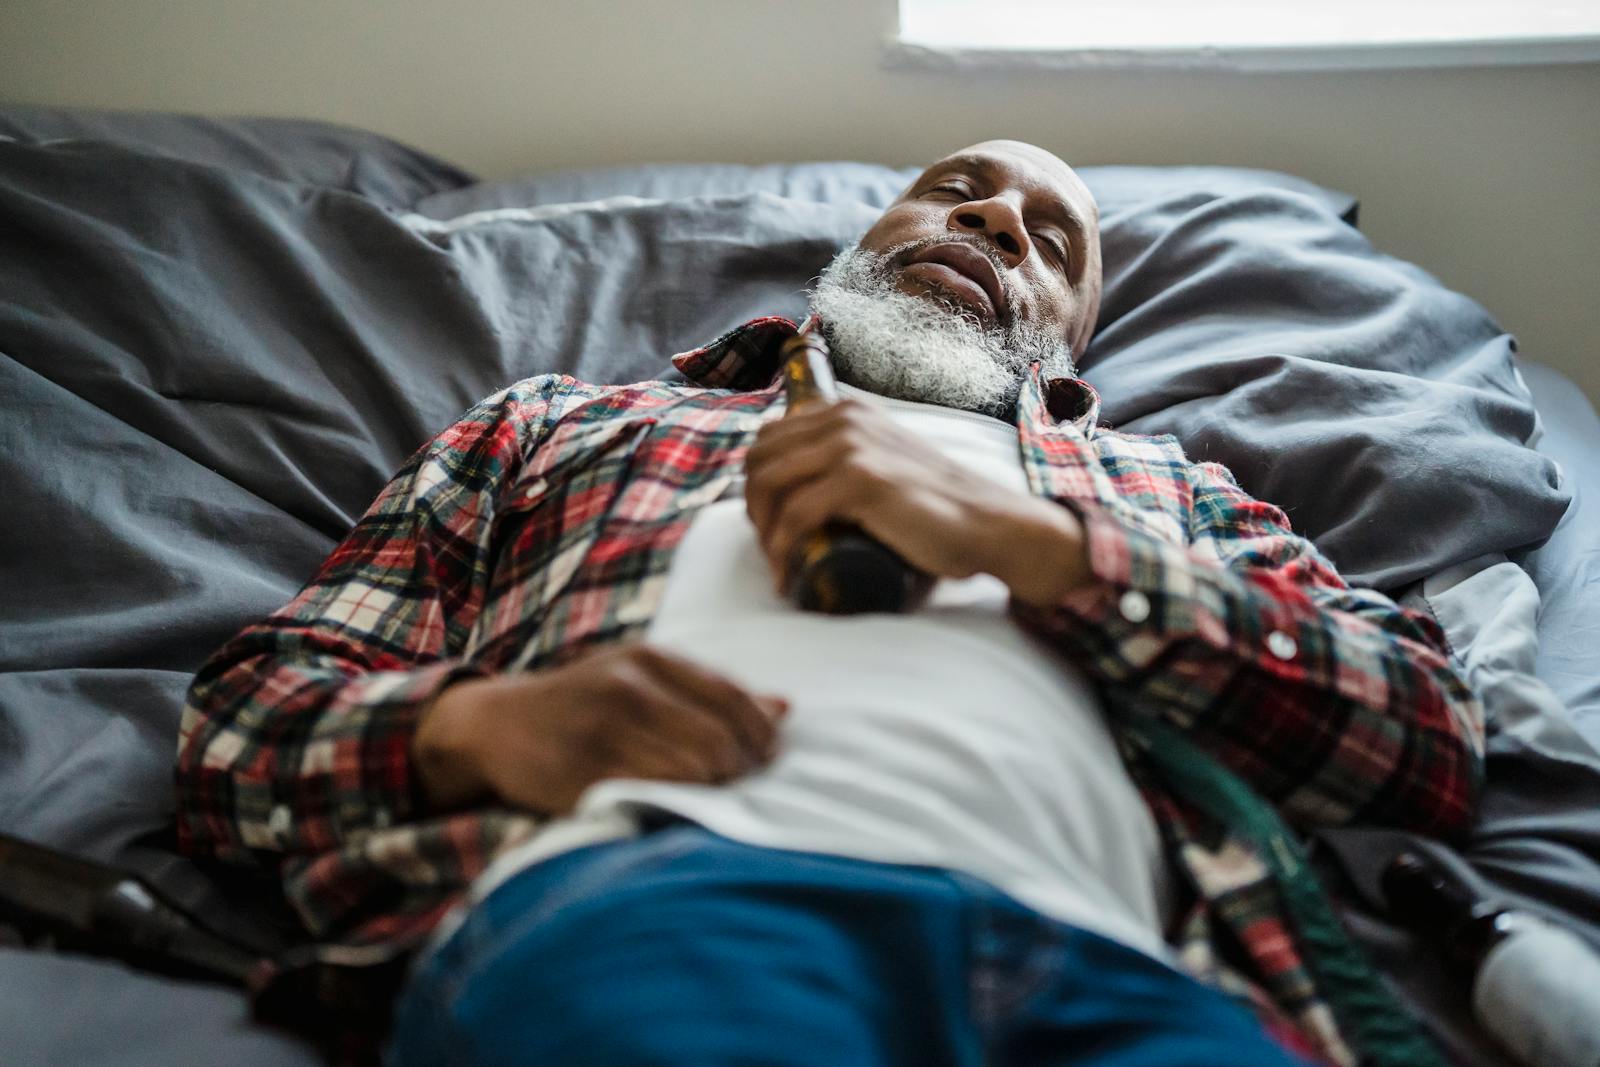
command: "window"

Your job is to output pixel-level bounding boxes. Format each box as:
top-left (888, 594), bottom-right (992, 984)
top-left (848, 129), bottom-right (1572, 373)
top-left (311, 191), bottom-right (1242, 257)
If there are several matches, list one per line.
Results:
top-left (892, 0), bottom-right (1600, 71)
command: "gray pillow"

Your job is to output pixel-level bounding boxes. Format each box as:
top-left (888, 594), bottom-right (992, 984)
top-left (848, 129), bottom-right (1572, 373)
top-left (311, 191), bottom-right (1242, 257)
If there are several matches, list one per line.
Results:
top-left (0, 103), bottom-right (476, 208)
top-left (1081, 185), bottom-right (1565, 589)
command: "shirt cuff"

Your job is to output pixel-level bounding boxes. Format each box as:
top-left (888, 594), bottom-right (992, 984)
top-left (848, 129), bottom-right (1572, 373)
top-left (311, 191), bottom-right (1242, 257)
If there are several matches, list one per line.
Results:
top-left (290, 659), bottom-right (488, 847)
top-left (1008, 499), bottom-right (1280, 673)
top-left (1018, 501), bottom-right (1191, 622)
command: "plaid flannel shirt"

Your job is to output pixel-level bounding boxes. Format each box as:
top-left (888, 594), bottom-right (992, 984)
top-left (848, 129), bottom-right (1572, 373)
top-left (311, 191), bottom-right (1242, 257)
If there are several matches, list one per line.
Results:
top-left (176, 316), bottom-right (1484, 1064)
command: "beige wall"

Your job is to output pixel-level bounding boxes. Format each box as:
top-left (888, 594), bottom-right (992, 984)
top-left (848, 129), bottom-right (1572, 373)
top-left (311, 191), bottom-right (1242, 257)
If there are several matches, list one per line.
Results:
top-left (3, 0), bottom-right (1597, 403)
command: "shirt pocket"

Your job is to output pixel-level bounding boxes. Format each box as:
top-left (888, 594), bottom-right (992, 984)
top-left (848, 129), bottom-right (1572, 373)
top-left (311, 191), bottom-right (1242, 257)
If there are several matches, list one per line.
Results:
top-left (507, 414), bottom-right (659, 512)
top-left (608, 419), bottom-right (759, 525)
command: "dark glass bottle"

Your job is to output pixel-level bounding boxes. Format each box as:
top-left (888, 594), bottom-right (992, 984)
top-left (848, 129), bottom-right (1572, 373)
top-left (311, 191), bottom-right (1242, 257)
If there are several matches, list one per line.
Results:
top-left (1383, 850), bottom-right (1600, 1067)
top-left (0, 832), bottom-right (262, 985)
top-left (778, 326), bottom-right (935, 616)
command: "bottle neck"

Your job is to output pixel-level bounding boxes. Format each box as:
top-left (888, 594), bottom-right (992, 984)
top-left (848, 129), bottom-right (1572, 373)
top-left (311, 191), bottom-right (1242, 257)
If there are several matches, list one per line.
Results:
top-left (1452, 909), bottom-right (1528, 972)
top-left (1382, 851), bottom-right (1521, 977)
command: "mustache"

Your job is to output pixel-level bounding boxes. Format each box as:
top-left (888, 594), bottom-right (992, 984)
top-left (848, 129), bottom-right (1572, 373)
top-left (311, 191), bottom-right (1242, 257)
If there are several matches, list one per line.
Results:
top-left (879, 234), bottom-right (1017, 331)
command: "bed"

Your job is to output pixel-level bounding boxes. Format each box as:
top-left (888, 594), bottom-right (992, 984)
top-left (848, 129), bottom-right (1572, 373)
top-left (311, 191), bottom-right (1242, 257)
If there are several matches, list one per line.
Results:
top-left (1, 105), bottom-right (1597, 1067)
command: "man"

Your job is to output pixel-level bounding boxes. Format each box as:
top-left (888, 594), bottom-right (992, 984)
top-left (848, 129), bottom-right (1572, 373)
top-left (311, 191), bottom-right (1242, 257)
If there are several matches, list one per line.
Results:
top-left (175, 140), bottom-right (1483, 1066)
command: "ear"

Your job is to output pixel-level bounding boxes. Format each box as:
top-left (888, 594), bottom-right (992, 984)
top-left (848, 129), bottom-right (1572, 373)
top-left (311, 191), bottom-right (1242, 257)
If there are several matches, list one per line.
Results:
top-left (1072, 251), bottom-right (1104, 358)
top-left (1073, 290), bottom-right (1101, 359)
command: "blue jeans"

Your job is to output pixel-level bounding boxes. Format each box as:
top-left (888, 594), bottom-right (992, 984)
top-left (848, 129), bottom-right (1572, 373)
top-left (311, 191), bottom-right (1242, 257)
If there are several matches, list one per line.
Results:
top-left (389, 821), bottom-right (1313, 1066)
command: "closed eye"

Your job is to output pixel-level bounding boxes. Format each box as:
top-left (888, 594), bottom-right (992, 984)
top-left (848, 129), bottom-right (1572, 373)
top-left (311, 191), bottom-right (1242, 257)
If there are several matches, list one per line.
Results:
top-left (1034, 232), bottom-right (1070, 270)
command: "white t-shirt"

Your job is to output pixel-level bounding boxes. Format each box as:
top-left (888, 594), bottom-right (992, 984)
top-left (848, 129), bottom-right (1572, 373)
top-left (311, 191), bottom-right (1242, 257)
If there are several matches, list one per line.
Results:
top-left (455, 383), bottom-right (1176, 961)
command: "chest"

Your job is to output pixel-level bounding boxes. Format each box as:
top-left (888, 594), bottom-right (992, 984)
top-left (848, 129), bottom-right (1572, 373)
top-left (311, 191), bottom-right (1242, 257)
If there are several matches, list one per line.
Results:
top-left (469, 401), bottom-right (1192, 668)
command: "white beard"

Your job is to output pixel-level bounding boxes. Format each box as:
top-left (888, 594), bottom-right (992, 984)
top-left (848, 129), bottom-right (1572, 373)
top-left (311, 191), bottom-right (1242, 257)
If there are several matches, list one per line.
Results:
top-left (809, 239), bottom-right (1075, 421)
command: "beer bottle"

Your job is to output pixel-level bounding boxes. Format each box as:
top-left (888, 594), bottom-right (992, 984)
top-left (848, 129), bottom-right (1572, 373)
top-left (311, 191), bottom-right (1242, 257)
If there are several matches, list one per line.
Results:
top-left (777, 324), bottom-right (936, 615)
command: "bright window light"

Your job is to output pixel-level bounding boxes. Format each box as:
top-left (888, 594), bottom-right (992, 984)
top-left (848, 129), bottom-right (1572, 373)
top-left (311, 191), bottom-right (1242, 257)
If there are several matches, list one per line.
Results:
top-left (895, 0), bottom-right (1600, 69)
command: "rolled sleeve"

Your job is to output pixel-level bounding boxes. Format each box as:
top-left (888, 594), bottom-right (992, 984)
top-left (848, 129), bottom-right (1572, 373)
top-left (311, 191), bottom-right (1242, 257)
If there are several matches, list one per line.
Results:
top-left (1010, 484), bottom-right (1484, 837)
top-left (175, 377), bottom-right (568, 865)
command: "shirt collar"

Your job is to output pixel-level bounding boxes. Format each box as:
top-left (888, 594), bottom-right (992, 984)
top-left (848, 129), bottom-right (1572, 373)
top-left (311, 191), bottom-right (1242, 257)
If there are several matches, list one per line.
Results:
top-left (671, 317), bottom-right (1101, 435)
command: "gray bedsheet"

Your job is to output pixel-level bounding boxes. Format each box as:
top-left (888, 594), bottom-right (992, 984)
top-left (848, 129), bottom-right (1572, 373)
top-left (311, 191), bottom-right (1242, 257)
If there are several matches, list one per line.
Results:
top-left (0, 120), bottom-right (1590, 1066)
top-left (1517, 361), bottom-right (1600, 728)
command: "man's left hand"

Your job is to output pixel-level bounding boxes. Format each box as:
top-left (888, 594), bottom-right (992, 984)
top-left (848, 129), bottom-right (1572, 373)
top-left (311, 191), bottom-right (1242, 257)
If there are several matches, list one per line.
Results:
top-left (743, 397), bottom-right (1091, 607)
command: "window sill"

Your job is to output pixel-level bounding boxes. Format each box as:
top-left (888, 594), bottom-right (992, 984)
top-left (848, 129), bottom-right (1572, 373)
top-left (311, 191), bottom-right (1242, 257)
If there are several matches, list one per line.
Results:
top-left (883, 35), bottom-right (1600, 74)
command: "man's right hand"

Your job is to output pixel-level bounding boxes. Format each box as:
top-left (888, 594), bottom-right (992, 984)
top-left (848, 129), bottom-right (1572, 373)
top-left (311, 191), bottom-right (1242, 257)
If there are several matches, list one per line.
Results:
top-left (412, 644), bottom-right (790, 817)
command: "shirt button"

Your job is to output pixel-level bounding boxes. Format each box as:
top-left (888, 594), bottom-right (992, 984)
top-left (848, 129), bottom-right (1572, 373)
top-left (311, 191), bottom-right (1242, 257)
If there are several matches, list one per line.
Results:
top-left (1267, 631), bottom-right (1298, 660)
top-left (1118, 590), bottom-right (1151, 624)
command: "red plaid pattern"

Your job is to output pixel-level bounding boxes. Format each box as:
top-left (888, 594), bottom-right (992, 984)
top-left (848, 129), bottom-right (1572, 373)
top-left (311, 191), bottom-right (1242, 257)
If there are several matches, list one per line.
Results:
top-left (175, 317), bottom-right (1483, 1063)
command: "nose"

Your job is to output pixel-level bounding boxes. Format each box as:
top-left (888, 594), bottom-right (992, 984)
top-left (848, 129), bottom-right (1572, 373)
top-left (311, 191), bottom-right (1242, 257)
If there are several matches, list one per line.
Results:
top-left (948, 195), bottom-right (1029, 269)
